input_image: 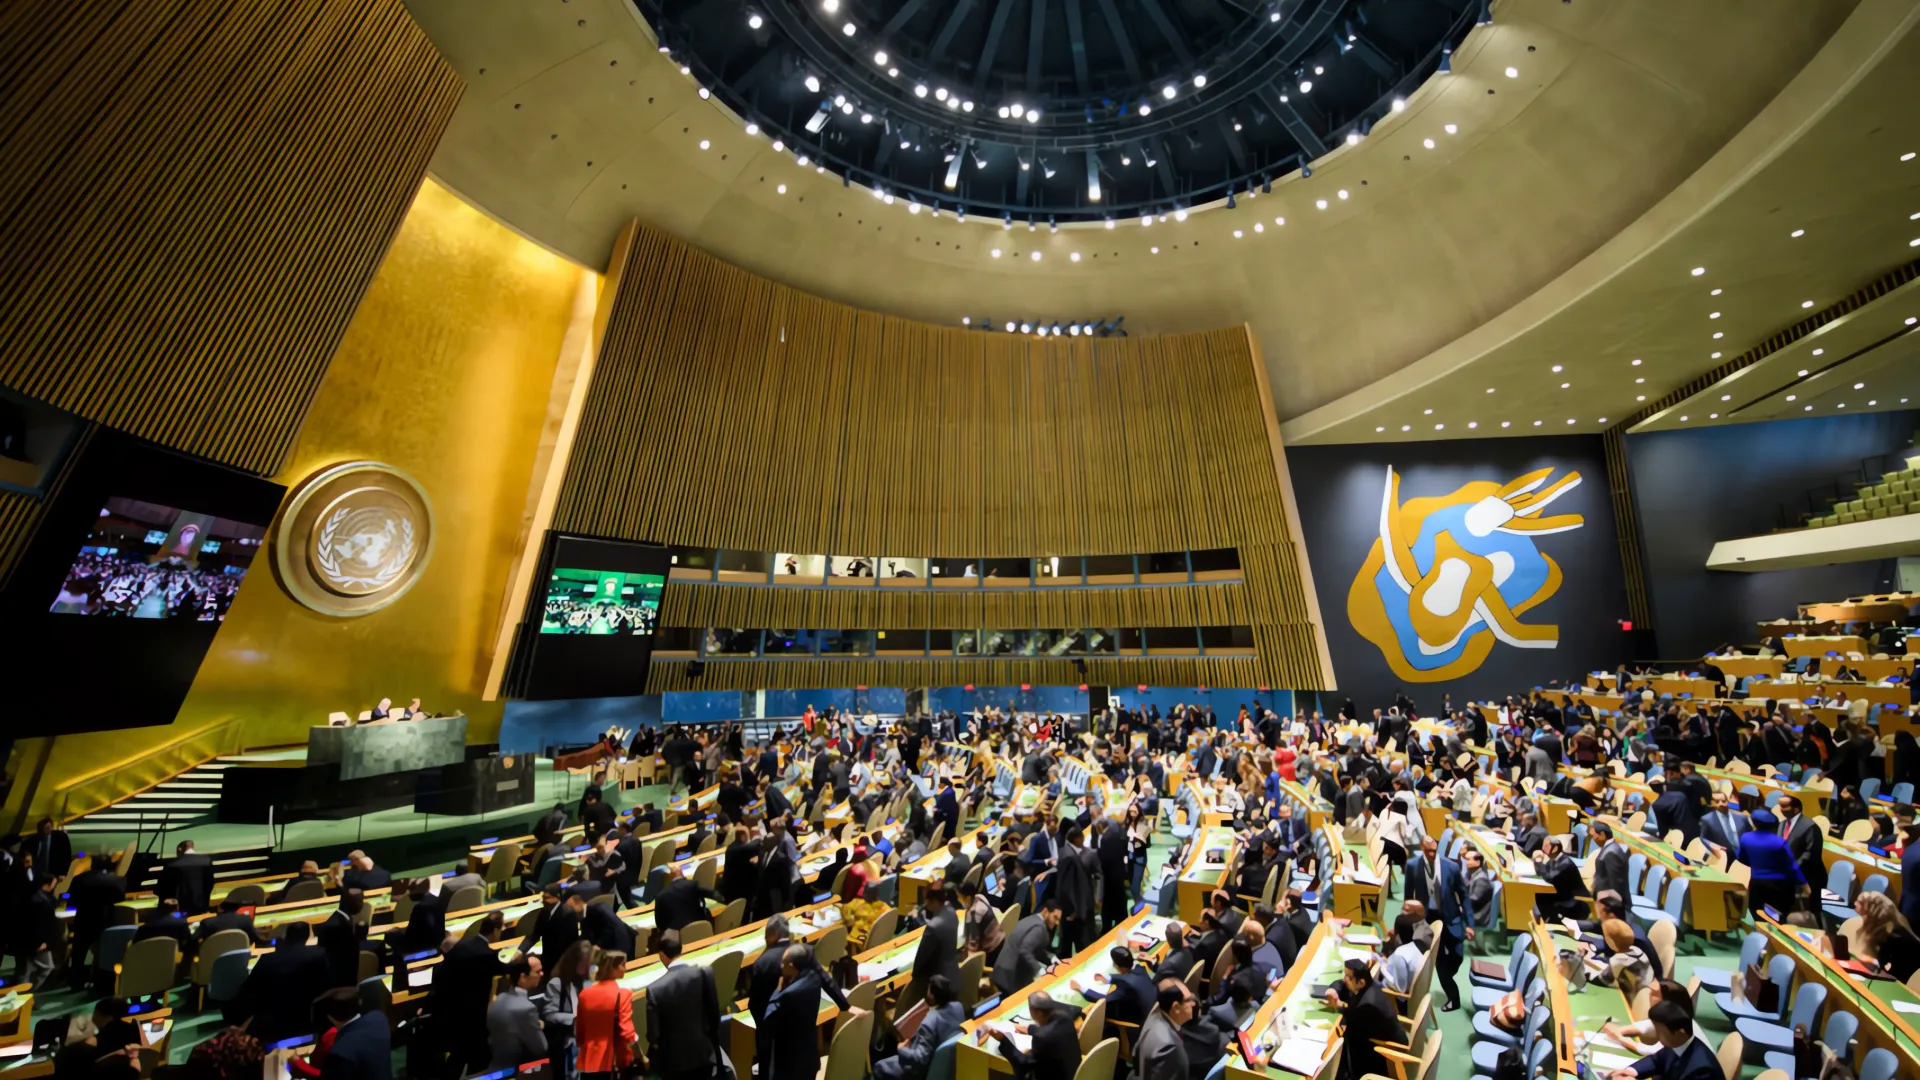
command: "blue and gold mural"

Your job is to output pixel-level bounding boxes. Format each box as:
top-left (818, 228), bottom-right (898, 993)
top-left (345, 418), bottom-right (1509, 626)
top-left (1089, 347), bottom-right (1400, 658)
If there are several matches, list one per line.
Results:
top-left (1348, 465), bottom-right (1586, 682)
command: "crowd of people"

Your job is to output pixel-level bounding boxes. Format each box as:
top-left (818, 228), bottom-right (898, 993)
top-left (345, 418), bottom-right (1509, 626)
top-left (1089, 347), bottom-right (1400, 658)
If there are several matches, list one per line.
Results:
top-left (12, 673), bottom-right (1919, 1080)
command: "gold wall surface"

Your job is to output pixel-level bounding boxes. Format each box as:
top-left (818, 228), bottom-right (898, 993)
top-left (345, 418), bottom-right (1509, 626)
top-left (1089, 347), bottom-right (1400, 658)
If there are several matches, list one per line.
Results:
top-left (23, 180), bottom-right (590, 821)
top-left (552, 224), bottom-right (1327, 691)
top-left (0, 0), bottom-right (462, 578)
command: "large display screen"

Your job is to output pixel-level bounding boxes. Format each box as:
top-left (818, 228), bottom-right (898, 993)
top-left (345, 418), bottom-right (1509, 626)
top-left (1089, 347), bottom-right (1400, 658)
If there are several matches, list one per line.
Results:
top-left (48, 498), bottom-right (264, 620)
top-left (0, 429), bottom-right (286, 734)
top-left (508, 534), bottom-right (671, 700)
top-left (539, 568), bottom-right (663, 635)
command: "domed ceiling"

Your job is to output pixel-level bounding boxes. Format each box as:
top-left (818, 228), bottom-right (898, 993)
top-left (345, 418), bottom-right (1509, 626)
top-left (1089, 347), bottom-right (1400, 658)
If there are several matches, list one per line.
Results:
top-left (645, 0), bottom-right (1473, 220)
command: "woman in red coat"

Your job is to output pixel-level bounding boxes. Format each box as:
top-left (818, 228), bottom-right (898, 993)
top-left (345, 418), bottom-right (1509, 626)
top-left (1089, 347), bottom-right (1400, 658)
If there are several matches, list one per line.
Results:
top-left (574, 951), bottom-right (641, 1079)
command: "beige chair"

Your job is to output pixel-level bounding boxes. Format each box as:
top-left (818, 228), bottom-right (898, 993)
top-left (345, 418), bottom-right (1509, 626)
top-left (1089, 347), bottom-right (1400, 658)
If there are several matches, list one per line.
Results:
top-left (815, 924), bottom-right (849, 968)
top-left (820, 1006), bottom-right (873, 1080)
top-left (1183, 961), bottom-right (1206, 998)
top-left (1078, 998), bottom-right (1108, 1055)
top-left (836, 980), bottom-right (878, 1033)
top-left (706, 949), bottom-right (745, 1009)
top-left (1628, 987), bottom-right (1651, 1021)
top-left (116, 937), bottom-right (179, 1000)
top-left (714, 898), bottom-right (747, 935)
top-left (483, 842), bottom-right (523, 896)
top-left (1375, 999), bottom-right (1435, 1080)
top-left (645, 838), bottom-right (678, 877)
top-left (866, 907), bottom-right (899, 950)
top-left (1072, 1038), bottom-right (1120, 1080)
top-left (867, 806), bottom-right (889, 832)
top-left (225, 884), bottom-right (267, 907)
top-left (828, 866), bottom-right (851, 899)
top-left (958, 951), bottom-right (987, 1011)
top-left (192, 928), bottom-right (253, 1006)
top-left (514, 905), bottom-right (545, 938)
top-left (1905, 968), bottom-right (1920, 994)
top-left (1842, 819), bottom-right (1873, 843)
top-left (392, 893), bottom-right (416, 927)
top-left (997, 904), bottom-right (1022, 940)
top-left (695, 832), bottom-right (719, 856)
top-left (680, 919), bottom-right (715, 946)
top-left (1648, 920), bottom-right (1676, 981)
top-left (357, 950), bottom-right (381, 983)
top-left (694, 857), bottom-right (719, 892)
top-left (1371, 1028), bottom-right (1441, 1080)
top-left (1663, 830), bottom-right (1685, 849)
top-left (1753, 1069), bottom-right (1790, 1080)
top-left (285, 878), bottom-right (327, 904)
top-left (447, 885), bottom-right (486, 914)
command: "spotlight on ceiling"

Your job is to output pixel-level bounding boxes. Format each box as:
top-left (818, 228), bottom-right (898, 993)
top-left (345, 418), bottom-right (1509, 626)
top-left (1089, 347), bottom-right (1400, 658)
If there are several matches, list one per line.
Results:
top-left (1162, 85), bottom-right (1177, 100)
top-left (747, 12), bottom-right (763, 28)
top-left (935, 87), bottom-right (948, 101)
top-left (1298, 78), bottom-right (1313, 93)
top-left (944, 151), bottom-right (962, 189)
top-left (1086, 152), bottom-right (1102, 202)
top-left (915, 84), bottom-right (928, 98)
top-left (805, 75), bottom-right (821, 93)
top-left (873, 50), bottom-right (888, 65)
top-left (1026, 108), bottom-right (1040, 122)
top-left (1391, 97), bottom-right (1406, 112)
top-left (1193, 73), bottom-right (1207, 88)
top-left (805, 106), bottom-right (830, 133)
top-left (1139, 102), bottom-right (1151, 115)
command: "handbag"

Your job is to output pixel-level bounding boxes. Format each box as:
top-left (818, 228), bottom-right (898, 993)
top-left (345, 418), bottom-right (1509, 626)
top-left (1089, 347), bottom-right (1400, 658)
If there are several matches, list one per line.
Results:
top-left (1489, 989), bottom-right (1527, 1032)
top-left (1738, 963), bottom-right (1780, 1013)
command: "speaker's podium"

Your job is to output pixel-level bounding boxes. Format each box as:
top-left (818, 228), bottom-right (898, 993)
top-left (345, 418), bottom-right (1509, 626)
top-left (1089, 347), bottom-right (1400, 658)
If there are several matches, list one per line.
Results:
top-left (219, 714), bottom-right (533, 822)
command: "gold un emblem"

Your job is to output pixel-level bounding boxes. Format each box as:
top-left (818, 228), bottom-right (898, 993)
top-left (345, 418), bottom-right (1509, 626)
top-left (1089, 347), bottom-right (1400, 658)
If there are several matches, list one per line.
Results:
top-left (274, 461), bottom-right (434, 616)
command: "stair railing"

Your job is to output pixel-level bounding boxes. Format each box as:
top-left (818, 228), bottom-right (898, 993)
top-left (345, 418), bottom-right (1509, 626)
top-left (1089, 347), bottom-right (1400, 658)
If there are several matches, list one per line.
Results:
top-left (55, 717), bottom-right (246, 826)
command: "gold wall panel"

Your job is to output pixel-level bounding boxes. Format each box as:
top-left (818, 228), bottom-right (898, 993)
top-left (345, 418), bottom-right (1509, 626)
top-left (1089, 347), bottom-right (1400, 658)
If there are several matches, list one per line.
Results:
top-left (0, 0), bottom-right (461, 579)
top-left (555, 224), bottom-right (1326, 689)
top-left (24, 181), bottom-right (591, 820)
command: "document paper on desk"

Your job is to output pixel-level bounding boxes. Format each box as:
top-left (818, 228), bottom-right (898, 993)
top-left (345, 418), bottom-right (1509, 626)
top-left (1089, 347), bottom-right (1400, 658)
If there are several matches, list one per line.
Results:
top-left (1893, 1001), bottom-right (1920, 1016)
top-left (1269, 1037), bottom-right (1329, 1075)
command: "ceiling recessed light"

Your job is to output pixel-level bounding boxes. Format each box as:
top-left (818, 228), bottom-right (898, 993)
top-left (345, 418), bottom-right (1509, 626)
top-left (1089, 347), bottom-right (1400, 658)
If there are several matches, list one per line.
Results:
top-left (1030, 251), bottom-right (1041, 261)
top-left (1712, 332), bottom-right (1723, 339)
top-left (1424, 408), bottom-right (1434, 415)
top-left (1560, 382), bottom-right (1570, 389)
top-left (698, 139), bottom-right (710, 149)
top-left (1709, 312), bottom-right (1721, 319)
top-left (1869, 400), bottom-right (1878, 406)
top-left (1631, 358), bottom-right (1642, 366)
top-left (1162, 85), bottom-right (1178, 100)
top-left (1376, 426), bottom-right (1386, 433)
top-left (1551, 364), bottom-right (1563, 372)
top-left (1801, 300), bottom-right (1815, 308)
top-left (1635, 377), bottom-right (1644, 384)
top-left (1711, 352), bottom-right (1721, 359)
top-left (1598, 418), bottom-right (1608, 423)
top-left (1854, 382), bottom-right (1865, 389)
top-left (1504, 66), bottom-right (1518, 78)
top-left (1337, 189), bottom-right (1350, 200)
top-left (1680, 416), bottom-right (1689, 422)
top-left (1907, 317), bottom-right (1917, 325)
top-left (874, 50), bottom-right (888, 64)
top-left (1150, 246), bottom-right (1159, 254)
top-left (1233, 230), bottom-right (1243, 238)
top-left (1274, 217), bottom-right (1286, 226)
top-left (1566, 418), bottom-right (1575, 425)
top-left (842, 21), bottom-right (856, 34)
top-left (1486, 387), bottom-right (1495, 394)
top-left (1720, 394), bottom-right (1731, 401)
top-left (1635, 395), bottom-right (1645, 401)
top-left (1444, 123), bottom-right (1458, 134)
top-left (1423, 138), bottom-right (1436, 149)
top-left (1904, 152), bottom-right (1918, 161)
top-left (1709, 413), bottom-right (1718, 419)
top-left (1710, 288), bottom-right (1723, 296)
top-left (748, 12), bottom-right (764, 28)
top-left (1501, 421), bottom-right (1511, 428)
top-left (1532, 420), bottom-right (1542, 427)
top-left (1468, 422), bottom-right (1478, 429)
top-left (1435, 423), bottom-right (1445, 430)
top-left (1791, 229), bottom-right (1805, 237)
top-left (1798, 369), bottom-right (1809, 376)
top-left (991, 249), bottom-right (1001, 258)
top-left (1316, 199), bottom-right (1328, 210)
top-left (1401, 425), bottom-right (1411, 432)
top-left (776, 183), bottom-right (786, 194)
top-left (1691, 267), bottom-right (1706, 276)
top-left (1787, 395), bottom-right (1796, 401)
top-left (1812, 348), bottom-right (1824, 355)
top-left (1838, 403), bottom-right (1847, 409)
top-left (1805, 405), bottom-right (1814, 411)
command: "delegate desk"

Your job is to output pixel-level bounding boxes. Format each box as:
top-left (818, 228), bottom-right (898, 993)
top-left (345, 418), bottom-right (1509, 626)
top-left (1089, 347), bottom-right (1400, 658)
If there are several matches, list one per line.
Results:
top-left (1274, 778), bottom-right (1333, 832)
top-left (1705, 655), bottom-right (1787, 680)
top-left (1454, 824), bottom-right (1554, 930)
top-left (1596, 816), bottom-right (1743, 934)
top-left (1751, 680), bottom-right (1910, 710)
top-left (1760, 913), bottom-right (1920, 1073)
top-left (1321, 824), bottom-right (1388, 924)
top-left (1537, 922), bottom-right (1634, 1080)
top-left (1799, 596), bottom-right (1918, 623)
top-left (1177, 825), bottom-right (1242, 924)
top-left (1783, 635), bottom-right (1871, 659)
top-left (1822, 837), bottom-right (1903, 902)
top-left (899, 823), bottom-right (1003, 911)
top-left (958, 912), bottom-right (1173, 1080)
top-left (1225, 919), bottom-right (1363, 1080)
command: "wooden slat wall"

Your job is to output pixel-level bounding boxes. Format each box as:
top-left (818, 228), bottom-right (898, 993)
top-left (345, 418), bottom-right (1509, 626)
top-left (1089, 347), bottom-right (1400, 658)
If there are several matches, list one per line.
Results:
top-left (0, 0), bottom-right (461, 575)
top-left (646, 657), bottom-right (1264, 694)
top-left (556, 224), bottom-right (1328, 690)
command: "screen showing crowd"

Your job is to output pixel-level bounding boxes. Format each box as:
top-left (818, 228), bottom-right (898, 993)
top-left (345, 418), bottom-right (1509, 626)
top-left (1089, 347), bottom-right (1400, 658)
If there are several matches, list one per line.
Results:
top-left (540, 568), bottom-right (663, 635)
top-left (47, 498), bottom-right (265, 621)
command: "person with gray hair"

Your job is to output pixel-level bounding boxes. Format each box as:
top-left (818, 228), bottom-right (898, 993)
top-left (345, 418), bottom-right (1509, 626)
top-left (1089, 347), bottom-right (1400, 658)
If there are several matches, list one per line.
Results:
top-left (746, 914), bottom-right (795, 1069)
top-left (763, 943), bottom-right (854, 1080)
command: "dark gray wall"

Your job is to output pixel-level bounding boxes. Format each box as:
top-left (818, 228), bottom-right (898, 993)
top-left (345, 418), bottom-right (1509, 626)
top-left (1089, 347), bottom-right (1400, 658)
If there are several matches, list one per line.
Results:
top-left (1287, 436), bottom-right (1631, 711)
top-left (1624, 410), bottom-right (1917, 659)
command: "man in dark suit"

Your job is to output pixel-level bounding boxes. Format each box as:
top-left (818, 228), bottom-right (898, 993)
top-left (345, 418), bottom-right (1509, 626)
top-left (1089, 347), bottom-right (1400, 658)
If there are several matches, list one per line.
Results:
top-left (941, 841), bottom-right (975, 886)
top-left (321, 999), bottom-right (393, 1080)
top-left (721, 827), bottom-right (761, 903)
top-left (1021, 818), bottom-right (1061, 880)
top-left (582, 895), bottom-right (637, 954)
top-left (1403, 838), bottom-right (1441, 910)
top-left (27, 818), bottom-right (73, 884)
top-left (1532, 837), bottom-right (1591, 920)
top-left (1206, 890), bottom-right (1246, 941)
top-left (1511, 810), bottom-right (1549, 856)
top-left (160, 840), bottom-right (216, 914)
top-left (1156, 922), bottom-right (1197, 984)
top-left (1053, 826), bottom-right (1097, 954)
top-left (1648, 780), bottom-right (1700, 844)
top-left (318, 889), bottom-right (369, 988)
top-left (196, 896), bottom-right (259, 946)
top-left (1676, 763), bottom-right (1714, 820)
top-left (747, 915), bottom-right (795, 1069)
top-left (1777, 795), bottom-right (1828, 891)
top-left (429, 912), bottom-right (506, 1078)
top-left (1191, 911), bottom-right (1230, 976)
top-left (1072, 947), bottom-right (1156, 1035)
top-left (910, 882), bottom-right (963, 1006)
top-left (66, 859), bottom-right (127, 988)
top-left (1589, 822), bottom-right (1632, 903)
top-left (1901, 825), bottom-right (1920, 926)
top-left (984, 992), bottom-right (1083, 1080)
top-left (1699, 793), bottom-right (1752, 855)
top-left (647, 930), bottom-right (723, 1080)
top-left (992, 899), bottom-right (1061, 995)
top-left (13, 875), bottom-right (60, 987)
top-left (238, 921), bottom-right (332, 1043)
top-left (1326, 960), bottom-right (1399, 1080)
top-left (877, 973), bottom-right (967, 1080)
top-left (340, 851), bottom-right (392, 893)
top-left (531, 803), bottom-right (569, 848)
top-left (1617, 1001), bottom-right (1723, 1080)
top-left (935, 781), bottom-right (962, 840)
top-left (653, 864), bottom-right (719, 933)
top-left (541, 891), bottom-right (585, 962)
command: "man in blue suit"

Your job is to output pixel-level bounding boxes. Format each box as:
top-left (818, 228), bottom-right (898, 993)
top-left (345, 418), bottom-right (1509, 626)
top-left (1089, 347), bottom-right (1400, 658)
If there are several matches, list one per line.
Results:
top-left (1614, 1001), bottom-right (1721, 1080)
top-left (320, 994), bottom-right (392, 1080)
top-left (1698, 791), bottom-right (1751, 855)
top-left (1407, 837), bottom-right (1470, 1012)
top-left (934, 780), bottom-right (961, 840)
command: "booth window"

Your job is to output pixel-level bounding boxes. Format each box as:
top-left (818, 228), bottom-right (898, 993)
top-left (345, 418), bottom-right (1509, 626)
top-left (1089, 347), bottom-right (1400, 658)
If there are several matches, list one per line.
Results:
top-left (1199, 625), bottom-right (1256, 654)
top-left (1141, 552), bottom-right (1191, 583)
top-left (1084, 554), bottom-right (1135, 583)
top-left (1144, 626), bottom-right (1199, 653)
top-left (819, 629), bottom-right (876, 655)
top-left (762, 629), bottom-right (816, 656)
top-left (704, 628), bottom-right (760, 656)
top-left (1190, 548), bottom-right (1242, 580)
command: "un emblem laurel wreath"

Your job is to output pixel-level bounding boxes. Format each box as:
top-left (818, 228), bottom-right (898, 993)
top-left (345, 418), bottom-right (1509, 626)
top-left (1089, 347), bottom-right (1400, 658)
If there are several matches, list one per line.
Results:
top-left (314, 505), bottom-right (415, 590)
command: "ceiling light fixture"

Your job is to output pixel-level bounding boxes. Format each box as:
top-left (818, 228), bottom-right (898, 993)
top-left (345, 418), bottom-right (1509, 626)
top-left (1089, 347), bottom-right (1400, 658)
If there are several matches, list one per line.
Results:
top-left (1298, 79), bottom-right (1313, 93)
top-left (1392, 97), bottom-right (1406, 112)
top-left (1443, 123), bottom-right (1457, 134)
top-left (1790, 229), bottom-right (1804, 237)
top-left (748, 12), bottom-right (763, 28)
top-left (1163, 85), bottom-right (1178, 100)
top-left (1690, 267), bottom-right (1706, 276)
top-left (1504, 66), bottom-right (1518, 78)
top-left (1193, 73), bottom-right (1207, 87)
top-left (842, 21), bottom-right (856, 35)
top-left (1801, 300), bottom-right (1815, 308)
top-left (1423, 138), bottom-right (1435, 149)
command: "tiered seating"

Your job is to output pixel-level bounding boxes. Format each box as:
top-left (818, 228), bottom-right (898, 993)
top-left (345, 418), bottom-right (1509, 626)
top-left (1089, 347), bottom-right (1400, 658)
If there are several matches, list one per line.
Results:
top-left (1803, 463), bottom-right (1920, 527)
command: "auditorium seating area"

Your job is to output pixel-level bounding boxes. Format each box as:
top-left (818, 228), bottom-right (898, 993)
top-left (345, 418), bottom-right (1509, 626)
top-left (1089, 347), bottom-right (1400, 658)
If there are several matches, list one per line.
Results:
top-left (1802, 462), bottom-right (1920, 528)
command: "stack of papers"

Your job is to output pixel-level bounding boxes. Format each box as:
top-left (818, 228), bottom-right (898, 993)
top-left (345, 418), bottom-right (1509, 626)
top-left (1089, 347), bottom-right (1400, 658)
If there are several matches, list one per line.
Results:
top-left (1338, 947), bottom-right (1376, 963)
top-left (1269, 1040), bottom-right (1328, 1075)
top-left (1344, 932), bottom-right (1383, 946)
top-left (1590, 1051), bottom-right (1640, 1071)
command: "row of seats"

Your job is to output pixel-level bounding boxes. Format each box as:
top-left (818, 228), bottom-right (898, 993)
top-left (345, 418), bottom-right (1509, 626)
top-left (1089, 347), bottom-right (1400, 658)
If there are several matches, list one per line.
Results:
top-left (1805, 465), bottom-right (1920, 527)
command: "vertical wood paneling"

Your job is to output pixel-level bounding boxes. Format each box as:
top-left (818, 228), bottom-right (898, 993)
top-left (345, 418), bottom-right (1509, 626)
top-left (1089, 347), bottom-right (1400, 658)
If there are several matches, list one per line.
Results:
top-left (558, 224), bottom-right (1328, 688)
top-left (0, 0), bottom-right (459, 577)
